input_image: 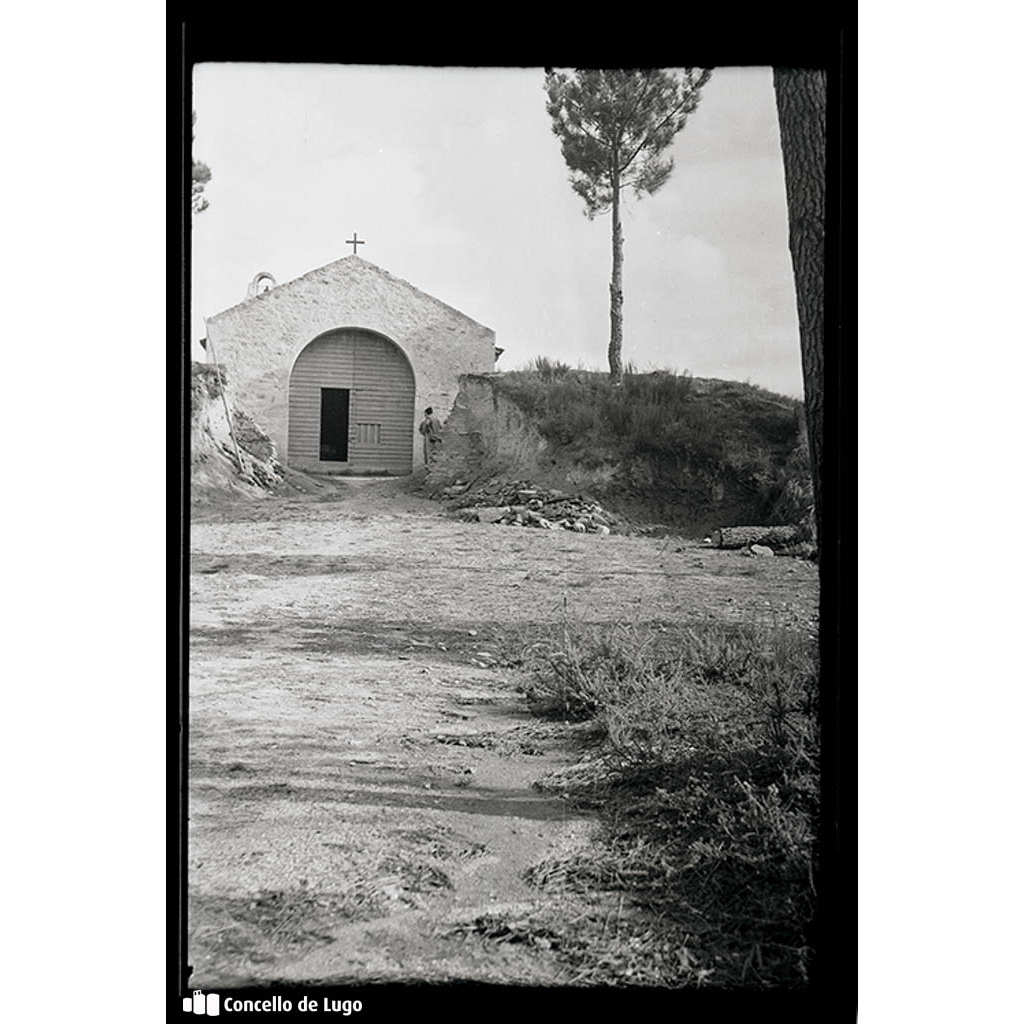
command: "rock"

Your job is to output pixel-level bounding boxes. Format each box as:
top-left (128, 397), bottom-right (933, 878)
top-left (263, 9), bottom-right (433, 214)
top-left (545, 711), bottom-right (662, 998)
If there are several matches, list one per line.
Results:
top-left (571, 522), bottom-right (586, 533)
top-left (595, 524), bottom-right (611, 536)
top-left (750, 544), bottom-right (775, 557)
top-left (476, 507), bottom-right (507, 524)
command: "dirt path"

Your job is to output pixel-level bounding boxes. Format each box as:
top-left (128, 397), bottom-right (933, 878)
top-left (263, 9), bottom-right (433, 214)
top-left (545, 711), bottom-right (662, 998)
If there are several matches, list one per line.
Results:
top-left (187, 478), bottom-right (818, 987)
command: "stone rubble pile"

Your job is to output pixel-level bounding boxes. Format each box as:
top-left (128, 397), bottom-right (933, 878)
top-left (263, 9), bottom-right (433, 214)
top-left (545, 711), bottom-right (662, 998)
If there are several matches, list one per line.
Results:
top-left (442, 479), bottom-right (618, 535)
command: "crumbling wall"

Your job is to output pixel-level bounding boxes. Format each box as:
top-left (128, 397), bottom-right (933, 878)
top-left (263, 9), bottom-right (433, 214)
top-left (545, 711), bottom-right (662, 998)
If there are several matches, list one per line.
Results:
top-left (426, 374), bottom-right (552, 487)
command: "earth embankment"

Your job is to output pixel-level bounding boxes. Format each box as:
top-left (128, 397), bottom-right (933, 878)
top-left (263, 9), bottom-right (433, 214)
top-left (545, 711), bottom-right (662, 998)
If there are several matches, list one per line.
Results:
top-left (425, 372), bottom-right (811, 538)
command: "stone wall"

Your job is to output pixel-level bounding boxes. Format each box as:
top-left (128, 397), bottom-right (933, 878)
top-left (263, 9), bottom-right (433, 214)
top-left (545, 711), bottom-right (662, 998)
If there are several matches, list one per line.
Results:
top-left (427, 374), bottom-right (553, 487)
top-left (205, 257), bottom-right (495, 470)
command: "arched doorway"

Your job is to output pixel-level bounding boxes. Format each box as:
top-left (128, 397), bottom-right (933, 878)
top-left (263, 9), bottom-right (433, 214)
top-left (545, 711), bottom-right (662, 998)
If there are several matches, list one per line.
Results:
top-left (287, 328), bottom-right (415, 474)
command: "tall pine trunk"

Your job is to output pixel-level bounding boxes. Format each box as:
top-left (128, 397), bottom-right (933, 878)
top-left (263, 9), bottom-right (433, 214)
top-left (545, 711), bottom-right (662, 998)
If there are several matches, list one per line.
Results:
top-left (773, 68), bottom-right (826, 548)
top-left (608, 159), bottom-right (624, 384)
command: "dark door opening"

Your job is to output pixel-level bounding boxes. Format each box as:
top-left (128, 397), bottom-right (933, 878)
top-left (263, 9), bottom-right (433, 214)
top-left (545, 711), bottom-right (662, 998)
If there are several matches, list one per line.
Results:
top-left (319, 388), bottom-right (350, 461)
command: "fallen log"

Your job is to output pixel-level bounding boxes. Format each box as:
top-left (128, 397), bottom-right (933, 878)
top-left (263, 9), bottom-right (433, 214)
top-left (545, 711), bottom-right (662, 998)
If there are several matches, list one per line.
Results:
top-left (711, 525), bottom-right (802, 549)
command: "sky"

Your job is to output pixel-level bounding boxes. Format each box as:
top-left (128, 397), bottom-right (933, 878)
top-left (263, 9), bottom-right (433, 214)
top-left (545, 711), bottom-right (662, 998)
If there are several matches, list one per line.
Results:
top-left (192, 64), bottom-right (803, 398)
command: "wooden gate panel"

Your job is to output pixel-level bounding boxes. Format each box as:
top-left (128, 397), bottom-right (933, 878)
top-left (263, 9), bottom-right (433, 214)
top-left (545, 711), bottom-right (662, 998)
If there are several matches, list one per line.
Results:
top-left (287, 329), bottom-right (414, 474)
top-left (349, 335), bottom-right (415, 473)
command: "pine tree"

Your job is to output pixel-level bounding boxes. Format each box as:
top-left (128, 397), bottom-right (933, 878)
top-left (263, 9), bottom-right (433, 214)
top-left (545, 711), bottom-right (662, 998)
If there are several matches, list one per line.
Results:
top-left (192, 110), bottom-right (212, 215)
top-left (773, 68), bottom-right (826, 548)
top-left (544, 68), bottom-right (712, 382)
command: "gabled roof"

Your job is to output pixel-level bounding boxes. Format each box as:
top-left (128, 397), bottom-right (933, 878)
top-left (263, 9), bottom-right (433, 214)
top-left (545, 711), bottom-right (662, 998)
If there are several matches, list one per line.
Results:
top-left (207, 255), bottom-right (492, 331)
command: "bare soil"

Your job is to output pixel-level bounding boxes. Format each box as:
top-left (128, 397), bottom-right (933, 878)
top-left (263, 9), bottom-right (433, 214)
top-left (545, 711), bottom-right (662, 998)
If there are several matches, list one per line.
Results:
top-left (187, 476), bottom-right (818, 988)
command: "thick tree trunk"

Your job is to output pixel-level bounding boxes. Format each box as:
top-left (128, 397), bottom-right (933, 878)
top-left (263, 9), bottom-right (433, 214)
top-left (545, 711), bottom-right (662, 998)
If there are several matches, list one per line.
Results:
top-left (712, 525), bottom-right (802, 550)
top-left (609, 164), bottom-right (624, 384)
top-left (773, 68), bottom-right (826, 548)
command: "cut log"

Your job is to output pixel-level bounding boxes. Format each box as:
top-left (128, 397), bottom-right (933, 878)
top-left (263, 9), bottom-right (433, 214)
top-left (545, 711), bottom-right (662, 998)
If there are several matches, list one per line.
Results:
top-left (712, 525), bottom-right (802, 549)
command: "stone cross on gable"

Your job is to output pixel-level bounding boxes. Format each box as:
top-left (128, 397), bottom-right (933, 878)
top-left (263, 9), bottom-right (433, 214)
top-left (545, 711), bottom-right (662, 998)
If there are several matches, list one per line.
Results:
top-left (346, 233), bottom-right (365, 256)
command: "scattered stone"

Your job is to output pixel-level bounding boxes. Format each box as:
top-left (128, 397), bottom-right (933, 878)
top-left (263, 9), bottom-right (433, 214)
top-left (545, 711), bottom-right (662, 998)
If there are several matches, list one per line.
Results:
top-left (443, 478), bottom-right (621, 537)
top-left (750, 544), bottom-right (775, 557)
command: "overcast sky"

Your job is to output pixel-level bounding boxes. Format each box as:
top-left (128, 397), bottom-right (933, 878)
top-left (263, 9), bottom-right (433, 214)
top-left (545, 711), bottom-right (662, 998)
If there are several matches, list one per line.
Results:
top-left (192, 64), bottom-right (803, 398)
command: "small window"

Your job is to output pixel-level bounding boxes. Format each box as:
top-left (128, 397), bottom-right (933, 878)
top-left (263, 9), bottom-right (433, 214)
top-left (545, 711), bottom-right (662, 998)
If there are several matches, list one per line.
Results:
top-left (356, 423), bottom-right (382, 445)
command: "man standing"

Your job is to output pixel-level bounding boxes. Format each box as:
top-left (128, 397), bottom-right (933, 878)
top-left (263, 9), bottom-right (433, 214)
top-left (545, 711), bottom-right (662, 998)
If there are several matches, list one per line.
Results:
top-left (418, 407), bottom-right (443, 465)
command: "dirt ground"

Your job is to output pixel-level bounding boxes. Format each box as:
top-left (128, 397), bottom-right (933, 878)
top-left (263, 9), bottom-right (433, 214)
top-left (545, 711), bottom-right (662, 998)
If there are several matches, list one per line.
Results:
top-left (187, 476), bottom-right (818, 988)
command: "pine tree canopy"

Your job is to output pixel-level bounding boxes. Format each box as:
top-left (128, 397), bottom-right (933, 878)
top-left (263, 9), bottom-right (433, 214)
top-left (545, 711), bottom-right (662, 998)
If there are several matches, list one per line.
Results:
top-left (544, 68), bottom-right (712, 219)
top-left (192, 110), bottom-right (212, 215)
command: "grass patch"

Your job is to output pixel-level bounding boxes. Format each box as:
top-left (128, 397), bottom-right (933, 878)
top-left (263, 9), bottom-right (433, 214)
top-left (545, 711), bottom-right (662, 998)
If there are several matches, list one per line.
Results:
top-left (492, 368), bottom-right (810, 526)
top-left (445, 901), bottom-right (716, 987)
top-left (517, 618), bottom-right (819, 987)
top-left (495, 368), bottom-right (799, 464)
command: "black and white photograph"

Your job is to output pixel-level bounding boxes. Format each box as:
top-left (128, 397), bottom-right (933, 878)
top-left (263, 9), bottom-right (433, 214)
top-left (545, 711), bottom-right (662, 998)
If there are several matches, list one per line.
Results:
top-left (12, 9), bottom-right (1024, 1023)
top-left (183, 49), bottom-right (848, 1008)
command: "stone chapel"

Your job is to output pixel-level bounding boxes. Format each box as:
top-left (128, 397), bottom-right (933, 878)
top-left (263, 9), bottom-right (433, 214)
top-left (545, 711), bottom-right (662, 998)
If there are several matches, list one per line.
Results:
top-left (203, 254), bottom-right (497, 475)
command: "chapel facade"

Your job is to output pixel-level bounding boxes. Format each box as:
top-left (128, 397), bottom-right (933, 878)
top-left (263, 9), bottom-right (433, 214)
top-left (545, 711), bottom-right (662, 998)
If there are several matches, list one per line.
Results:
top-left (204, 255), bottom-right (496, 474)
